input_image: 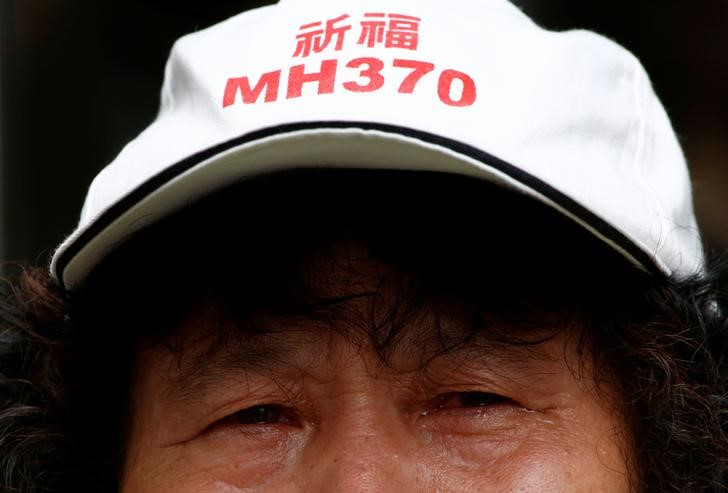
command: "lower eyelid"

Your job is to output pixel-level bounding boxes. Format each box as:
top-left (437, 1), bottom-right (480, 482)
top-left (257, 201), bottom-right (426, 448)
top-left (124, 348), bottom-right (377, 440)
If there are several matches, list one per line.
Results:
top-left (418, 403), bottom-right (536, 437)
top-left (203, 423), bottom-right (299, 447)
top-left (423, 399), bottom-right (517, 417)
top-left (207, 414), bottom-right (300, 437)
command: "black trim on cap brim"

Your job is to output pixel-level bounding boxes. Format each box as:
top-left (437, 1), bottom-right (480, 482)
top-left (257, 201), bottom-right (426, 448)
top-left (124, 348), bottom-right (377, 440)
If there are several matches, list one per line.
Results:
top-left (54, 121), bottom-right (661, 287)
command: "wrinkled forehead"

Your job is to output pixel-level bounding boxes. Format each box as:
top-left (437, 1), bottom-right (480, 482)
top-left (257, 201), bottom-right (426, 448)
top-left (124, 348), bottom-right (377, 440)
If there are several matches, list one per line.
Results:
top-left (144, 258), bottom-right (583, 409)
top-left (151, 228), bottom-right (581, 362)
top-left (159, 243), bottom-right (573, 357)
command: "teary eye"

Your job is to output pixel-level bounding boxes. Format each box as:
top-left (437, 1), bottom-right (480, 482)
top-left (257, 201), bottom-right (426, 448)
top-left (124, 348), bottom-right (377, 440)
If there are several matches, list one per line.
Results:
top-left (437, 391), bottom-right (511, 410)
top-left (233, 405), bottom-right (294, 425)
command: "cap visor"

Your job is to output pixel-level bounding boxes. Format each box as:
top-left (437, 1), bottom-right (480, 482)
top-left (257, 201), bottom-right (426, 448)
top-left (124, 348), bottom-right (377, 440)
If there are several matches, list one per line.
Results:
top-left (51, 121), bottom-right (658, 289)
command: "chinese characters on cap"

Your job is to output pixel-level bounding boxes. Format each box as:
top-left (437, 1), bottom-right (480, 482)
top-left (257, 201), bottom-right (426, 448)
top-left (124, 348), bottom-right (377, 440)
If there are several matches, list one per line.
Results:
top-left (222, 12), bottom-right (476, 108)
top-left (293, 13), bottom-right (421, 58)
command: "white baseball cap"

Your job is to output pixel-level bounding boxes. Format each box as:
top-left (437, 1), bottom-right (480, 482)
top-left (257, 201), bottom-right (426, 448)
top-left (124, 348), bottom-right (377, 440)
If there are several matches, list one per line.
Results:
top-left (51, 0), bottom-right (704, 290)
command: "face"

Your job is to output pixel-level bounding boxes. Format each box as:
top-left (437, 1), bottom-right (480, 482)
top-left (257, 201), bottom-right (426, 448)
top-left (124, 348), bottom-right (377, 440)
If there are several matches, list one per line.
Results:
top-left (121, 251), bottom-right (633, 492)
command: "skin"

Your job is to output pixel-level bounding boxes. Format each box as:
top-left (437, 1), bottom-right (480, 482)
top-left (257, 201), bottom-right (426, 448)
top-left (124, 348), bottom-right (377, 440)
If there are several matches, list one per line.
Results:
top-left (121, 249), bottom-right (633, 492)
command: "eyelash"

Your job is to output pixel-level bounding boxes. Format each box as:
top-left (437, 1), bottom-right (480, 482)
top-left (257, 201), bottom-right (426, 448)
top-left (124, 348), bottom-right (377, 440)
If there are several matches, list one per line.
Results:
top-left (220, 391), bottom-right (514, 427)
top-left (423, 391), bottom-right (514, 416)
top-left (229, 404), bottom-right (297, 426)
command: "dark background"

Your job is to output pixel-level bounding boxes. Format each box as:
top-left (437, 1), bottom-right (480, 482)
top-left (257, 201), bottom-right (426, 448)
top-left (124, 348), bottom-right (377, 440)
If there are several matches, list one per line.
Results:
top-left (1, 0), bottom-right (726, 266)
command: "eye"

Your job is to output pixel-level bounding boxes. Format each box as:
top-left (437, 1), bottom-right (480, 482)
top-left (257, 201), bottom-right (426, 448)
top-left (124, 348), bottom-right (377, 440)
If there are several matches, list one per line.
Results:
top-left (433, 391), bottom-right (512, 411)
top-left (231, 405), bottom-right (295, 425)
top-left (198, 404), bottom-right (301, 442)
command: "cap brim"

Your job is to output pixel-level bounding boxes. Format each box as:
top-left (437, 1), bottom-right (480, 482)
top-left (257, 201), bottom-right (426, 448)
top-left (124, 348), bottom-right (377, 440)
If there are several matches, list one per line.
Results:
top-left (51, 121), bottom-right (659, 290)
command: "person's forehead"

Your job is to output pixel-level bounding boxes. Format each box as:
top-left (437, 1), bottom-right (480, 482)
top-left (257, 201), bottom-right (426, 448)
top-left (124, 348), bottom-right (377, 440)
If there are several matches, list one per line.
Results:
top-left (143, 289), bottom-right (580, 409)
top-left (119, 209), bottom-right (620, 419)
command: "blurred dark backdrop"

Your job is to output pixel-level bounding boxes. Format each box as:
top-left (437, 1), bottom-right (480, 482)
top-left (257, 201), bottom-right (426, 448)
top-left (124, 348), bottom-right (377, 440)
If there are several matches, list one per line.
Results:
top-left (1, 0), bottom-right (726, 266)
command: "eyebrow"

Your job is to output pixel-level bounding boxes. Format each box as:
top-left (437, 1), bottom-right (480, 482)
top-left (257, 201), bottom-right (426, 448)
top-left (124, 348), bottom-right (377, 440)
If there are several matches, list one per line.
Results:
top-left (164, 324), bottom-right (327, 405)
top-left (162, 319), bottom-right (565, 408)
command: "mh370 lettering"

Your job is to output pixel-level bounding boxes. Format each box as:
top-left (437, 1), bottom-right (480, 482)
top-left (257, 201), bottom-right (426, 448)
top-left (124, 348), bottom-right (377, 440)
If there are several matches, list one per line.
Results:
top-left (222, 57), bottom-right (478, 108)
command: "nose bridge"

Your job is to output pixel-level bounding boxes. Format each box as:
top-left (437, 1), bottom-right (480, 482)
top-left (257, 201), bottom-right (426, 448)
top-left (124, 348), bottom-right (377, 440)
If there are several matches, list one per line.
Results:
top-left (305, 425), bottom-right (414, 492)
top-left (297, 342), bottom-right (427, 492)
